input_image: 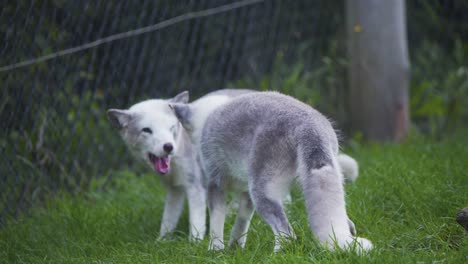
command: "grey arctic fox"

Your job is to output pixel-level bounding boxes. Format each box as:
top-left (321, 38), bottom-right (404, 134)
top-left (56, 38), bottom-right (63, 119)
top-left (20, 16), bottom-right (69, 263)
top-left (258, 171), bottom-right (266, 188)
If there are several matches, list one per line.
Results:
top-left (173, 91), bottom-right (372, 252)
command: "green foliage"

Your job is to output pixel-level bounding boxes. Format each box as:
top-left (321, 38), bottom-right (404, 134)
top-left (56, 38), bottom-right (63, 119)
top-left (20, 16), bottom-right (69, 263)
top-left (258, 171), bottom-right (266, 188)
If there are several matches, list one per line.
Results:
top-left (0, 81), bottom-right (133, 221)
top-left (232, 37), bottom-right (468, 138)
top-left (410, 39), bottom-right (468, 137)
top-left (1, 131), bottom-right (467, 263)
top-left (407, 0), bottom-right (468, 47)
top-left (231, 41), bottom-right (349, 127)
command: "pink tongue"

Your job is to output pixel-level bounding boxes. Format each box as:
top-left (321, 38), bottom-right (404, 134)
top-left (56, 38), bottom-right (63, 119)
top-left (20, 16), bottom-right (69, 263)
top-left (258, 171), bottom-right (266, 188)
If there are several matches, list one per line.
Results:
top-left (154, 156), bottom-right (170, 174)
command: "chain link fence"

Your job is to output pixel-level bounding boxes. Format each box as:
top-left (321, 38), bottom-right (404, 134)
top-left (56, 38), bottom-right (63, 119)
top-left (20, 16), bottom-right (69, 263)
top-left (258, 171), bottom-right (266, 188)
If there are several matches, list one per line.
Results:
top-left (0, 0), bottom-right (345, 223)
top-left (1, 0), bottom-right (467, 223)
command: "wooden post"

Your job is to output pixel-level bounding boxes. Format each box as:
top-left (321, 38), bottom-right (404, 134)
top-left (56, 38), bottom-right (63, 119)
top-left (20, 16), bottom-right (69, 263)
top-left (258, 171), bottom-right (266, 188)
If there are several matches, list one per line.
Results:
top-left (346, 0), bottom-right (410, 141)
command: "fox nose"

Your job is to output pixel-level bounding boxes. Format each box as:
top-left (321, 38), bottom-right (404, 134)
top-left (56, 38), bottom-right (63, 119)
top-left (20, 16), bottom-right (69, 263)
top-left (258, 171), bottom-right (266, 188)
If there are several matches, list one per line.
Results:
top-left (163, 143), bottom-right (173, 154)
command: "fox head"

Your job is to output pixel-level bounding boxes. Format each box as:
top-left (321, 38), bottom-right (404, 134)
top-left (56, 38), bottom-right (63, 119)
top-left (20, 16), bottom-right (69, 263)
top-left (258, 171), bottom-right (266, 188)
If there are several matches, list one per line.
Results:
top-left (107, 91), bottom-right (189, 175)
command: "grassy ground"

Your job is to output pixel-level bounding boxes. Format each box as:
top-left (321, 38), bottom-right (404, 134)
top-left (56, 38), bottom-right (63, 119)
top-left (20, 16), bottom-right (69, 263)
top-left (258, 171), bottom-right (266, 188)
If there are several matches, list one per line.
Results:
top-left (1, 131), bottom-right (467, 263)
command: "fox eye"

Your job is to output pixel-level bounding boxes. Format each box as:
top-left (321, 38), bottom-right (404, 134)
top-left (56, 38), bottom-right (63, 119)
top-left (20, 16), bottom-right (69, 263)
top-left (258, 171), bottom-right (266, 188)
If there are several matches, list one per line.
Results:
top-left (141, 127), bottom-right (152, 134)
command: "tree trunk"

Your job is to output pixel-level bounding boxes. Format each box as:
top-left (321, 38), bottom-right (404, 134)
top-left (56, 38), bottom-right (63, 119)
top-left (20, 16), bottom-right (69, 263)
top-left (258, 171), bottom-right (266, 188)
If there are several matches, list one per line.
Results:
top-left (346, 0), bottom-right (410, 141)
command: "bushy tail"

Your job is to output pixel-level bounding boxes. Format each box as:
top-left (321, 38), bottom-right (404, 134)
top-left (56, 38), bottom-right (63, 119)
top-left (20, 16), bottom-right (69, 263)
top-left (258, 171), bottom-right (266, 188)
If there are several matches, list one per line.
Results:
top-left (298, 145), bottom-right (372, 253)
top-left (337, 153), bottom-right (359, 183)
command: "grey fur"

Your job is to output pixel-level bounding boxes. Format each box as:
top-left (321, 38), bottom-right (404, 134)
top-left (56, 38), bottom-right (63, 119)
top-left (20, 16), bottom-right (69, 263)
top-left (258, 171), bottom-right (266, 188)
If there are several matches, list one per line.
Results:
top-left (172, 88), bottom-right (254, 133)
top-left (199, 91), bottom-right (372, 252)
top-left (169, 90), bottom-right (189, 103)
top-left (107, 109), bottom-right (133, 129)
top-left (172, 104), bottom-right (194, 131)
top-left (173, 88), bottom-right (361, 183)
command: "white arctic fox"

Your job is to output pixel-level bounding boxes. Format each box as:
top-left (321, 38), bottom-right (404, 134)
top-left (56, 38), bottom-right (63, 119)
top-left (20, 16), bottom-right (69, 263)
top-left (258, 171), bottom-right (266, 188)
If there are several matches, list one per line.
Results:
top-left (107, 91), bottom-right (206, 240)
top-left (106, 89), bottom-right (254, 241)
top-left (173, 91), bottom-right (372, 252)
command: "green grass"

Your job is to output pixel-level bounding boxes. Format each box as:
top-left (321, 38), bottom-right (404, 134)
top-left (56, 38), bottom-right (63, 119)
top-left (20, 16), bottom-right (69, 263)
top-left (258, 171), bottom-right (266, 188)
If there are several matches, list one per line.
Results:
top-left (1, 131), bottom-right (467, 263)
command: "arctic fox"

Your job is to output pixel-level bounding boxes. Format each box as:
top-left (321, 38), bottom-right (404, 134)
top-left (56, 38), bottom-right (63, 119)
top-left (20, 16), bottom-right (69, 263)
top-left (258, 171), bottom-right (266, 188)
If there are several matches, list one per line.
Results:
top-left (173, 89), bottom-right (360, 183)
top-left (178, 91), bottom-right (373, 252)
top-left (107, 91), bottom-right (206, 240)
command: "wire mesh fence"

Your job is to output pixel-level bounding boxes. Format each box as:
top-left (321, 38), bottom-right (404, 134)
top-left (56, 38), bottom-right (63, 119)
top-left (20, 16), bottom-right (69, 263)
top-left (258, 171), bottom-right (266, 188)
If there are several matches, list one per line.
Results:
top-left (0, 0), bottom-right (345, 223)
top-left (1, 0), bottom-right (467, 223)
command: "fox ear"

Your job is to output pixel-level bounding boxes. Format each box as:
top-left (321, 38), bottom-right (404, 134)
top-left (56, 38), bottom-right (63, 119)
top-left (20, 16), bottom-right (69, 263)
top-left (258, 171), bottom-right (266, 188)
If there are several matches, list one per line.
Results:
top-left (107, 109), bottom-right (132, 129)
top-left (170, 103), bottom-right (193, 131)
top-left (170, 91), bottom-right (189, 104)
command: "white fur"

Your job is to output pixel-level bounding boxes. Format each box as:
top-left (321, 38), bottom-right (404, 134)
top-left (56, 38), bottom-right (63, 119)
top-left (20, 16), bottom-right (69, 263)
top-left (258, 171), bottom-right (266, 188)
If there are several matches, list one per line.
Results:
top-left (108, 93), bottom-right (206, 241)
top-left (186, 95), bottom-right (232, 145)
top-left (337, 153), bottom-right (359, 182)
top-left (127, 100), bottom-right (182, 168)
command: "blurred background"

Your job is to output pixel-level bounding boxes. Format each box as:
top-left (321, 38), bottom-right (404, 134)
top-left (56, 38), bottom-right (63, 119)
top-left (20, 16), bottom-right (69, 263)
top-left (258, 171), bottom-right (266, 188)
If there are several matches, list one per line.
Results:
top-left (1, 0), bottom-right (467, 223)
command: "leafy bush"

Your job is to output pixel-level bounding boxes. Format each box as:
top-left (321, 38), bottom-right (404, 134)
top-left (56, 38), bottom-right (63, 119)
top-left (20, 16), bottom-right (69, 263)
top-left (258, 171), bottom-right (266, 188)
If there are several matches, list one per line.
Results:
top-left (231, 41), bottom-right (349, 129)
top-left (410, 39), bottom-right (468, 137)
top-left (0, 84), bottom-right (134, 221)
top-left (232, 37), bottom-right (468, 139)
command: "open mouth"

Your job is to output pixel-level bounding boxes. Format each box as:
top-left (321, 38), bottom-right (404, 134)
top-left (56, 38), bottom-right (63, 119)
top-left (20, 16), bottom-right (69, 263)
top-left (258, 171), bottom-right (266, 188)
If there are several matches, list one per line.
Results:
top-left (148, 153), bottom-right (170, 175)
